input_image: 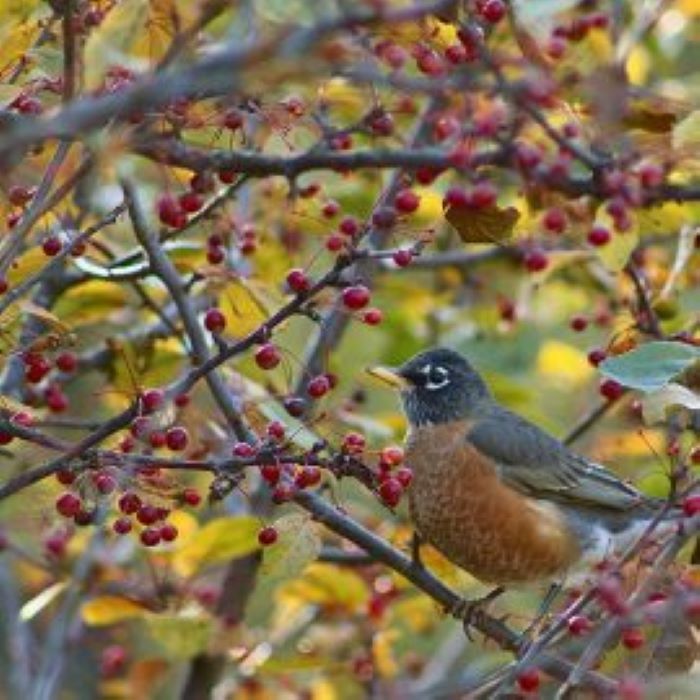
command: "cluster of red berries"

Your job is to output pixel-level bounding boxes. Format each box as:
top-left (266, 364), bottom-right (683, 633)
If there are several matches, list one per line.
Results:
top-left (376, 445), bottom-right (413, 508)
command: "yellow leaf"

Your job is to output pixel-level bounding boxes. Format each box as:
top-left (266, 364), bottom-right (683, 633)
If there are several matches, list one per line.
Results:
top-left (626, 46), bottom-right (650, 86)
top-left (444, 203), bottom-right (518, 244)
top-left (144, 607), bottom-right (213, 658)
top-left (6, 246), bottom-right (47, 286)
top-left (373, 629), bottom-right (399, 679)
top-left (219, 279), bottom-right (272, 338)
top-left (637, 202), bottom-right (699, 236)
top-left (277, 563), bottom-right (369, 611)
top-left (83, 0), bottom-right (148, 90)
top-left (536, 340), bottom-right (593, 387)
top-left (53, 279), bottom-right (129, 326)
top-left (19, 581), bottom-right (68, 621)
top-left (673, 110), bottom-right (700, 151)
top-left (81, 596), bottom-right (148, 626)
top-left (172, 516), bottom-right (260, 577)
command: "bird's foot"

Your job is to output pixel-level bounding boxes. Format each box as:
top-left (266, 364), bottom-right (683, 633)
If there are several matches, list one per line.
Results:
top-left (449, 586), bottom-right (505, 641)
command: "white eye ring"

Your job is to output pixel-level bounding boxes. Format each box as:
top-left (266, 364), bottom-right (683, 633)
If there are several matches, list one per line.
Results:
top-left (421, 364), bottom-right (450, 391)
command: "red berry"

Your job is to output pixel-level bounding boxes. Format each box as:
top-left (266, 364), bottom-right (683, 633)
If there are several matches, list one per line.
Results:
top-left (56, 469), bottom-right (75, 485)
top-left (395, 189), bottom-right (420, 213)
top-left (140, 527), bottom-right (161, 547)
top-left (232, 442), bottom-right (256, 457)
top-left (597, 576), bottom-right (628, 615)
top-left (296, 465), bottom-right (321, 488)
top-left (381, 446), bottom-right (404, 466)
top-left (542, 207), bottom-right (567, 234)
top-left (258, 525), bottom-right (278, 546)
top-left (570, 315), bottom-right (588, 332)
top-left (42, 236), bottom-right (62, 256)
top-left (621, 627), bottom-right (645, 650)
top-left (130, 416), bottom-right (151, 439)
top-left (326, 234), bottom-right (344, 252)
top-left (137, 504), bottom-right (160, 525)
top-left (204, 308), bottom-right (226, 334)
top-left (343, 432), bottom-right (366, 454)
top-left (682, 494), bottom-right (700, 517)
top-left (470, 181), bottom-right (497, 209)
top-left (190, 172), bottom-right (215, 193)
top-left (372, 207), bottom-right (397, 230)
top-left (443, 186), bottom-right (470, 208)
top-left (55, 352), bottom-right (77, 373)
top-left (588, 225), bottom-right (611, 247)
top-left (46, 389), bottom-right (68, 412)
top-left (182, 487), bottom-right (201, 506)
top-left (0, 430), bottom-right (13, 445)
top-left (94, 472), bottom-right (116, 494)
top-left (283, 396), bottom-right (307, 417)
top-left (321, 200), bottom-right (340, 218)
top-left (523, 249), bottom-right (549, 272)
top-left (271, 483), bottom-right (295, 504)
top-left (395, 467), bottom-right (413, 488)
top-left (379, 478), bottom-right (403, 507)
top-left (587, 348), bottom-right (607, 366)
top-left (307, 375), bottom-right (331, 398)
top-left (119, 492), bottom-right (142, 514)
top-left (342, 285), bottom-right (371, 310)
top-left (0, 278), bottom-right (8, 294)
top-left (260, 463), bottom-right (281, 485)
top-left (157, 194), bottom-right (185, 227)
top-left (255, 343), bottom-right (281, 370)
top-left (445, 43), bottom-right (468, 64)
top-left (223, 109), bottom-right (243, 130)
top-left (141, 388), bottom-right (164, 413)
top-left (218, 168), bottom-right (237, 184)
top-left (362, 308), bottom-right (383, 325)
top-left (392, 249), bottom-right (413, 267)
top-left (174, 393), bottom-right (190, 408)
top-left (516, 668), bottom-right (540, 693)
top-left (147, 430), bottom-right (165, 448)
top-left (56, 492), bottom-right (82, 518)
top-left (267, 420), bottom-right (286, 441)
top-left (165, 426), bottom-right (189, 451)
top-left (639, 163), bottom-right (663, 189)
top-left (113, 517), bottom-right (132, 535)
top-left (339, 216), bottom-right (360, 237)
top-left (179, 191), bottom-right (203, 213)
top-left (546, 36), bottom-right (567, 59)
top-left (600, 379), bottom-right (624, 401)
top-left (160, 523), bottom-right (178, 542)
top-left (9, 185), bottom-right (35, 206)
top-left (567, 614), bottom-right (592, 636)
top-left (286, 268), bottom-right (310, 294)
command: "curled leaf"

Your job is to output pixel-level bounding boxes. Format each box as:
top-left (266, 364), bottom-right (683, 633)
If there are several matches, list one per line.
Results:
top-left (444, 203), bottom-right (518, 244)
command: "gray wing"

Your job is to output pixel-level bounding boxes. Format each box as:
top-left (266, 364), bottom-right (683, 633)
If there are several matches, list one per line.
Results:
top-left (468, 405), bottom-right (648, 512)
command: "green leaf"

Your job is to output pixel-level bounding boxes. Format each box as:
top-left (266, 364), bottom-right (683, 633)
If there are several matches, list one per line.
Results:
top-left (144, 607), bottom-right (213, 659)
top-left (260, 513), bottom-right (321, 582)
top-left (599, 342), bottom-right (700, 392)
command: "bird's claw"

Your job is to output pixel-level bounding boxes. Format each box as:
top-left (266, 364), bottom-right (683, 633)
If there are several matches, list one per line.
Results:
top-left (449, 586), bottom-right (505, 641)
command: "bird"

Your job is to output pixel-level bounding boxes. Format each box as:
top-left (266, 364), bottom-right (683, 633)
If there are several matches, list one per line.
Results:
top-left (368, 346), bottom-right (676, 589)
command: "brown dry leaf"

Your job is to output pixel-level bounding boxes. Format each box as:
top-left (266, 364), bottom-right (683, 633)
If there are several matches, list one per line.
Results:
top-left (444, 203), bottom-right (519, 244)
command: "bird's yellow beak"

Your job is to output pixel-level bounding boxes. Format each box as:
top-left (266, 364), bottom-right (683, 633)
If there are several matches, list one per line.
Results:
top-left (366, 365), bottom-right (410, 390)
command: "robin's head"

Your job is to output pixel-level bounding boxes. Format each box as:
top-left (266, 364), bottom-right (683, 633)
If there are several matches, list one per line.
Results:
top-left (368, 347), bottom-right (490, 426)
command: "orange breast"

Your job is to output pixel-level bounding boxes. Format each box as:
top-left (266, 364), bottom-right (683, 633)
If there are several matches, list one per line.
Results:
top-left (406, 421), bottom-right (580, 585)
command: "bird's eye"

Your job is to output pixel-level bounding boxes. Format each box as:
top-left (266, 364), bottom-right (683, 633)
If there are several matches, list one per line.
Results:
top-left (422, 364), bottom-right (449, 391)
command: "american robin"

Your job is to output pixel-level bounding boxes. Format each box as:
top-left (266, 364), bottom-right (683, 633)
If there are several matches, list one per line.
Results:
top-left (368, 347), bottom-right (675, 587)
